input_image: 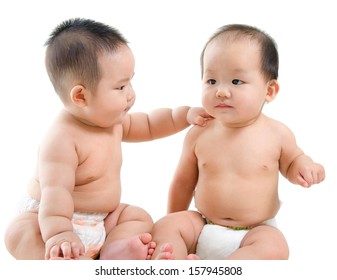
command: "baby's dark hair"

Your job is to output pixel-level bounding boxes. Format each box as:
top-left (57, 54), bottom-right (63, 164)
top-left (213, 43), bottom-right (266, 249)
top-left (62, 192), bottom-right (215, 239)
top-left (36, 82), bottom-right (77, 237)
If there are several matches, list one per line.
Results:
top-left (201, 24), bottom-right (279, 81)
top-left (45, 18), bottom-right (128, 100)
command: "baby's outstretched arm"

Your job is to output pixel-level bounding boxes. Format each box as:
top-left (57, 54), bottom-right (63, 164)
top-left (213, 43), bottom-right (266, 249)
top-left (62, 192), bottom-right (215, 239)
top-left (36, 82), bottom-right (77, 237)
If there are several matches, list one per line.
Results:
top-left (286, 154), bottom-right (325, 188)
top-left (123, 106), bottom-right (210, 142)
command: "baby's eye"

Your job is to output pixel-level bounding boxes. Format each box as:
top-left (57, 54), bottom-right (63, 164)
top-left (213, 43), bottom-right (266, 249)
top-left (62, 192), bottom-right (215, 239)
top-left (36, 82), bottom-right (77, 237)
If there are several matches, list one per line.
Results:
top-left (208, 79), bottom-right (217, 85)
top-left (116, 85), bottom-right (125, 90)
top-left (232, 79), bottom-right (243, 85)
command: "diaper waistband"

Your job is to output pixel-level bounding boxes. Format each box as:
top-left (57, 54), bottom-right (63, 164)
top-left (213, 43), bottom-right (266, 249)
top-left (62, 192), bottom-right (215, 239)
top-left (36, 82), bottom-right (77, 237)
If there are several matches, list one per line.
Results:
top-left (206, 217), bottom-right (277, 231)
top-left (207, 220), bottom-right (253, 231)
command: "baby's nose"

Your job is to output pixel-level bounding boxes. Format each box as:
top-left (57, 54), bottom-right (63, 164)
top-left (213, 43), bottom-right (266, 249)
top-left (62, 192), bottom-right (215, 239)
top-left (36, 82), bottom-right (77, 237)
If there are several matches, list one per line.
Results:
top-left (216, 89), bottom-right (230, 98)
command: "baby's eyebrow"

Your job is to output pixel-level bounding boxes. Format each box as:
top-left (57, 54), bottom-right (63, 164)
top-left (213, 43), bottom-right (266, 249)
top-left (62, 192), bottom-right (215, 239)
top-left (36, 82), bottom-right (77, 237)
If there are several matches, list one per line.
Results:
top-left (203, 69), bottom-right (216, 76)
top-left (231, 67), bottom-right (250, 76)
top-left (117, 72), bottom-right (135, 83)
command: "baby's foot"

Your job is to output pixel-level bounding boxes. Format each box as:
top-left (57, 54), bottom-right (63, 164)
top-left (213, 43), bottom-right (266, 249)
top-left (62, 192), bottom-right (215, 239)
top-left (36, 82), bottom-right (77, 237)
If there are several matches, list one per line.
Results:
top-left (146, 235), bottom-right (156, 260)
top-left (155, 244), bottom-right (201, 260)
top-left (100, 233), bottom-right (155, 260)
top-left (155, 243), bottom-right (175, 260)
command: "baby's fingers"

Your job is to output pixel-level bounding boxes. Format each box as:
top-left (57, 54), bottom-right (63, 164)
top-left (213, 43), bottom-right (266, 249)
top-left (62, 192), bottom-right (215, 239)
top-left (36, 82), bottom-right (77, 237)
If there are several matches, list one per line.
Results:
top-left (194, 116), bottom-right (208, 127)
top-left (47, 244), bottom-right (63, 260)
top-left (315, 165), bottom-right (325, 183)
top-left (70, 242), bottom-right (85, 260)
top-left (47, 242), bottom-right (71, 260)
top-left (296, 174), bottom-right (309, 188)
top-left (298, 164), bottom-right (325, 188)
top-left (61, 242), bottom-right (72, 259)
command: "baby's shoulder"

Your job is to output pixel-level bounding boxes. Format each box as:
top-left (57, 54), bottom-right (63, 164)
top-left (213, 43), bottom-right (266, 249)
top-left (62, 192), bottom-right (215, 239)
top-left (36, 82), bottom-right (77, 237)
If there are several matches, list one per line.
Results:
top-left (184, 119), bottom-right (216, 143)
top-left (263, 115), bottom-right (294, 137)
top-left (187, 119), bottom-right (214, 135)
top-left (39, 121), bottom-right (75, 152)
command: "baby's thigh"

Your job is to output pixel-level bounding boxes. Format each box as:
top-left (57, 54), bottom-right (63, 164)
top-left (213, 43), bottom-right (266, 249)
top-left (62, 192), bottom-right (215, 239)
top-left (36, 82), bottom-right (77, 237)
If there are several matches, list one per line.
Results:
top-left (241, 225), bottom-right (289, 259)
top-left (154, 211), bottom-right (205, 249)
top-left (180, 211), bottom-right (205, 248)
top-left (104, 203), bottom-right (153, 234)
top-left (6, 211), bottom-right (40, 237)
top-left (5, 211), bottom-right (45, 259)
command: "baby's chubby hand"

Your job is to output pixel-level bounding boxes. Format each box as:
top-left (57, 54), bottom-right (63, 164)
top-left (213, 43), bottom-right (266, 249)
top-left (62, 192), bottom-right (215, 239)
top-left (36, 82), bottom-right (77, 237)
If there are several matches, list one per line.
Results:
top-left (45, 231), bottom-right (85, 260)
top-left (295, 162), bottom-right (325, 188)
top-left (187, 107), bottom-right (213, 126)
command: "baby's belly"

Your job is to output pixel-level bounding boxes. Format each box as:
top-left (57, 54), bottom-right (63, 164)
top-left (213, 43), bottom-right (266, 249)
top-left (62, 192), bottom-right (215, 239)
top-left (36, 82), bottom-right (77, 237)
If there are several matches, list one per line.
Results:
top-left (27, 178), bottom-right (121, 214)
top-left (73, 188), bottom-right (121, 213)
top-left (194, 180), bottom-right (280, 227)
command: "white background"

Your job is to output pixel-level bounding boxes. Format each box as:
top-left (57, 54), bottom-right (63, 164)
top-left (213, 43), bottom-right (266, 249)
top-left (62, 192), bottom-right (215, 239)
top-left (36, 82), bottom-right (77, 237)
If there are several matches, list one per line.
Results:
top-left (1, 0), bottom-right (336, 278)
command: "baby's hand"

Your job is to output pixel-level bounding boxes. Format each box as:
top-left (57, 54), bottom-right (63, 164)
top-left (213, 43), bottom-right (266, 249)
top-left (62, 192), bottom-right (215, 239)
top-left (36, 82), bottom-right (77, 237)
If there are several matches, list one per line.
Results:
top-left (295, 162), bottom-right (325, 188)
top-left (45, 231), bottom-right (85, 260)
top-left (187, 107), bottom-right (213, 127)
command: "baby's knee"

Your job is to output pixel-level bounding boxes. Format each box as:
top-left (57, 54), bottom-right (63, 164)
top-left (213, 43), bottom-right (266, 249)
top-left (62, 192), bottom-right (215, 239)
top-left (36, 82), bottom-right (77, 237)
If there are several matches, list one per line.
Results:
top-left (4, 213), bottom-right (40, 257)
top-left (243, 226), bottom-right (289, 260)
top-left (265, 234), bottom-right (289, 260)
top-left (154, 211), bottom-right (197, 228)
top-left (126, 205), bottom-right (154, 224)
top-left (259, 227), bottom-right (289, 260)
top-left (153, 211), bottom-right (204, 238)
top-left (4, 221), bottom-right (17, 253)
top-left (269, 228), bottom-right (289, 259)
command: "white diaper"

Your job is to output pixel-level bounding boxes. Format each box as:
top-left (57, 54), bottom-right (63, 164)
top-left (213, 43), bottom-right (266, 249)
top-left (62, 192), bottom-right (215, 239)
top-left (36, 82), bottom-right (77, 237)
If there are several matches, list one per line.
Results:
top-left (196, 218), bottom-right (277, 260)
top-left (19, 193), bottom-right (108, 258)
top-left (72, 212), bottom-right (108, 258)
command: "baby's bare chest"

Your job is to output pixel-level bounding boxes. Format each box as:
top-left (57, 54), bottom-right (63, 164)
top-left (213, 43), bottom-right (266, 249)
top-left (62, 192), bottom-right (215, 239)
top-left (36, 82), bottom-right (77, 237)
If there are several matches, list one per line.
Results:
top-left (196, 131), bottom-right (281, 175)
top-left (75, 133), bottom-right (123, 184)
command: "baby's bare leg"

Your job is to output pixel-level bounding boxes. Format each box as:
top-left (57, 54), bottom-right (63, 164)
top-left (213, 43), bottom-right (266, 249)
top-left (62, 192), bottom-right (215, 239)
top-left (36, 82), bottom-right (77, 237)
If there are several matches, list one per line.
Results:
top-left (151, 211), bottom-right (205, 260)
top-left (226, 225), bottom-right (289, 260)
top-left (99, 204), bottom-right (155, 260)
top-left (4, 212), bottom-right (45, 259)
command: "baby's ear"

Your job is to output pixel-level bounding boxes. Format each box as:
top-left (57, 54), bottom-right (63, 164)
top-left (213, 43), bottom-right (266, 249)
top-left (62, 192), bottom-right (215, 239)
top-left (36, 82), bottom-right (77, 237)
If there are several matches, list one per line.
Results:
top-left (265, 79), bottom-right (279, 103)
top-left (70, 85), bottom-right (87, 107)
